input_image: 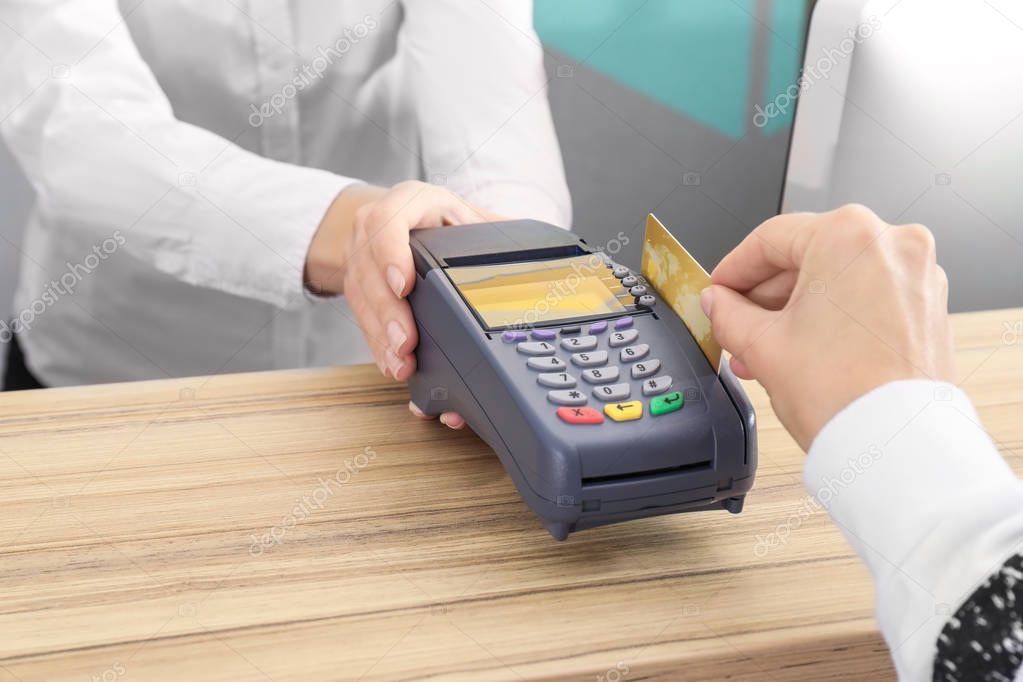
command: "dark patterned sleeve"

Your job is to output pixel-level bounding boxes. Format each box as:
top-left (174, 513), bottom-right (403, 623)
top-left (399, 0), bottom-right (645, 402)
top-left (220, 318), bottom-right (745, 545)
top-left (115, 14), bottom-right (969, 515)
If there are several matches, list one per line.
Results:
top-left (933, 553), bottom-right (1023, 681)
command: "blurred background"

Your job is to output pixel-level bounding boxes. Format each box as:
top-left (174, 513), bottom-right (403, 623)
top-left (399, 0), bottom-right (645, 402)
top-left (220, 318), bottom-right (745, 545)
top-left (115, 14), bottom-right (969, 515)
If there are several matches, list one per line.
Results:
top-left (0, 0), bottom-right (808, 379)
top-left (534, 0), bottom-right (806, 272)
top-left (2, 0), bottom-right (1021, 380)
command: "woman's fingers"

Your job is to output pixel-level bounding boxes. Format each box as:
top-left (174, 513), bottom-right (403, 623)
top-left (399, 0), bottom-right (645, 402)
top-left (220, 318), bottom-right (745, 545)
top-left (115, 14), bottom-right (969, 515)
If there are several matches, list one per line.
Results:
top-left (439, 412), bottom-right (466, 429)
top-left (711, 212), bottom-right (817, 292)
top-left (408, 402), bottom-right (466, 431)
top-left (712, 206), bottom-right (885, 294)
top-left (745, 269), bottom-right (799, 310)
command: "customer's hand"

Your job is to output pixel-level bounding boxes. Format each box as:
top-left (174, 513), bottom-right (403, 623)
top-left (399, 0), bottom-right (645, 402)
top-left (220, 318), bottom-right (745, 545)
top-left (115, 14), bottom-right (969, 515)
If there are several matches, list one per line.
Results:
top-left (305, 181), bottom-right (504, 429)
top-left (703, 204), bottom-right (955, 450)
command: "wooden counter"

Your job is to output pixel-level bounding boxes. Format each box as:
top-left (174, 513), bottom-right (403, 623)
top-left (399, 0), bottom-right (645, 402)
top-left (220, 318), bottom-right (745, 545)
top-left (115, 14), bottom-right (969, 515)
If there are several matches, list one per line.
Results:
top-left (1, 308), bottom-right (1021, 681)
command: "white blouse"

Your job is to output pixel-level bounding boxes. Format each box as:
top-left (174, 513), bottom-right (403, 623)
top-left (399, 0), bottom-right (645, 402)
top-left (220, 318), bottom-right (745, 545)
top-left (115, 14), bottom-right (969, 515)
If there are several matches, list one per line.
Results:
top-left (0, 0), bottom-right (570, 385)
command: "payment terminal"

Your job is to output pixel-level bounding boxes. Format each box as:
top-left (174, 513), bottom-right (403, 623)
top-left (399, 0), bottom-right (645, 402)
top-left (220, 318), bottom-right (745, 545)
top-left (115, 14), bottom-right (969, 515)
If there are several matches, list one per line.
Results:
top-left (408, 220), bottom-right (756, 540)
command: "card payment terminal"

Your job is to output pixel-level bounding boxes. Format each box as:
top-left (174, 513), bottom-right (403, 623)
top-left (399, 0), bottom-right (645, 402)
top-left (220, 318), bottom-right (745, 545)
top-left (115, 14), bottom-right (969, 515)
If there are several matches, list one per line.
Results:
top-left (408, 220), bottom-right (756, 540)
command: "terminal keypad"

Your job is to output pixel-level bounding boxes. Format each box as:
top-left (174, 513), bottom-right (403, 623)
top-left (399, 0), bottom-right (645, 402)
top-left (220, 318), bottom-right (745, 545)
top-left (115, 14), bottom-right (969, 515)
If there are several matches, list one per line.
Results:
top-left (513, 320), bottom-right (682, 425)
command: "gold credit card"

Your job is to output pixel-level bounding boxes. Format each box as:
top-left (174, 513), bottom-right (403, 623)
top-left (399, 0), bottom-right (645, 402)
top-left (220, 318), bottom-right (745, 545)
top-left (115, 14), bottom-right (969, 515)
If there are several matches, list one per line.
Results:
top-left (641, 213), bottom-right (722, 372)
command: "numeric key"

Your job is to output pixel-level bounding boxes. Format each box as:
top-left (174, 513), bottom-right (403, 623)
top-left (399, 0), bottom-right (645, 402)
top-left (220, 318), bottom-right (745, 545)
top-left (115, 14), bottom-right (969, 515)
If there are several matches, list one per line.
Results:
top-left (538, 372), bottom-right (577, 388)
top-left (593, 383), bottom-right (631, 402)
top-left (582, 367), bottom-right (620, 384)
top-left (571, 350), bottom-right (608, 367)
top-left (608, 329), bottom-right (639, 347)
top-left (619, 344), bottom-right (649, 363)
top-left (527, 356), bottom-right (566, 371)
top-left (631, 359), bottom-right (661, 379)
top-left (517, 341), bottom-right (555, 356)
top-left (560, 335), bottom-right (598, 352)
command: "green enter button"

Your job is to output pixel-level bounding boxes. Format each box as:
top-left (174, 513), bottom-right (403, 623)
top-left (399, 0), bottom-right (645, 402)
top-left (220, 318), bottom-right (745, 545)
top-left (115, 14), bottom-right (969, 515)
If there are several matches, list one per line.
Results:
top-left (650, 391), bottom-right (684, 416)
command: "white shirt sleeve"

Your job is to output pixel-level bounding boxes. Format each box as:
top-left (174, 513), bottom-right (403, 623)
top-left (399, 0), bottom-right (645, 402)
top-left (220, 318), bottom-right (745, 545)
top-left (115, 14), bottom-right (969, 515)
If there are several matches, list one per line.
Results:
top-left (805, 379), bottom-right (1023, 681)
top-left (0, 0), bottom-right (355, 310)
top-left (400, 0), bottom-right (572, 228)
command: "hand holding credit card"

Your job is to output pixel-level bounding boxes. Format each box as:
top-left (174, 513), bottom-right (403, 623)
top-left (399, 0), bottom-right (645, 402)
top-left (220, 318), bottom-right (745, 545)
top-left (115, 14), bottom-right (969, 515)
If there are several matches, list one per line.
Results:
top-left (641, 214), bottom-right (723, 372)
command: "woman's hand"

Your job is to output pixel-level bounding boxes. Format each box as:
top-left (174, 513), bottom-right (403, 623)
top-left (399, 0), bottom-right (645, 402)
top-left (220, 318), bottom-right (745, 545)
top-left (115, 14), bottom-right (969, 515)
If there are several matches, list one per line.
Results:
top-left (305, 181), bottom-right (504, 429)
top-left (704, 204), bottom-right (955, 450)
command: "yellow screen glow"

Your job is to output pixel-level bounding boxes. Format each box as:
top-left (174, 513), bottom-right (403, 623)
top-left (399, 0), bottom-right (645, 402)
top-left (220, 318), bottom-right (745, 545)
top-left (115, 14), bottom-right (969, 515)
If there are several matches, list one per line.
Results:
top-left (446, 255), bottom-right (630, 328)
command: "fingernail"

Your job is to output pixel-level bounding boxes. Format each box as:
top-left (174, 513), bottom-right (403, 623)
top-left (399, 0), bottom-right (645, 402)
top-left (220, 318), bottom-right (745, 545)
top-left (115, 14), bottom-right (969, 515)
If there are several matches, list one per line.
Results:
top-left (408, 401), bottom-right (427, 418)
top-left (700, 287), bottom-right (714, 317)
top-left (385, 349), bottom-right (404, 378)
top-left (440, 414), bottom-right (465, 430)
top-left (375, 357), bottom-right (388, 375)
top-left (387, 320), bottom-right (407, 353)
top-left (386, 265), bottom-right (406, 298)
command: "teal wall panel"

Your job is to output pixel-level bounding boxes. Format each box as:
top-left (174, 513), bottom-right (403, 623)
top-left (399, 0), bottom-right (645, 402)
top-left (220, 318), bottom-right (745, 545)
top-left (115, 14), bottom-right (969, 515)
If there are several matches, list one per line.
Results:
top-left (534, 0), bottom-right (806, 140)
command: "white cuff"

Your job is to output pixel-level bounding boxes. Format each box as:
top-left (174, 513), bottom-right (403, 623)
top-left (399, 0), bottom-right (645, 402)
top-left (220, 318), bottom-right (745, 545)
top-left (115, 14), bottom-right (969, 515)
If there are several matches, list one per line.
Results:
top-left (194, 145), bottom-right (356, 310)
top-left (805, 379), bottom-right (1023, 680)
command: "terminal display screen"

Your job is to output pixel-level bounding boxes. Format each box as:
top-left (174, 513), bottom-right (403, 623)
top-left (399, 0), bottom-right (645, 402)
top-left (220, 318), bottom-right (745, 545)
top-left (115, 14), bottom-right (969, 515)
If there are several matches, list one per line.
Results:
top-left (446, 255), bottom-right (631, 328)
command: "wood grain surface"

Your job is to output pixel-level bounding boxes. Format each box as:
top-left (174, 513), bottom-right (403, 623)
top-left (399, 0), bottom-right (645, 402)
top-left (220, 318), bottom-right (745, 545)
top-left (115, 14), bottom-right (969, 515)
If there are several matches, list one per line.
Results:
top-left (1, 308), bottom-right (1021, 681)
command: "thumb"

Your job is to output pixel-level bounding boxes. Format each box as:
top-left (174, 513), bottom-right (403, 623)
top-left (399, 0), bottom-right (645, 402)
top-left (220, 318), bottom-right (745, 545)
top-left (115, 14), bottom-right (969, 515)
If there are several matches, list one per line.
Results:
top-left (704, 284), bottom-right (776, 371)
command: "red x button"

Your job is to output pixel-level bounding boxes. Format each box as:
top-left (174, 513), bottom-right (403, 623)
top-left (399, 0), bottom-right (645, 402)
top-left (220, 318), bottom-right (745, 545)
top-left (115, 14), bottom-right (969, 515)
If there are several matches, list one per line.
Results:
top-left (556, 406), bottom-right (604, 425)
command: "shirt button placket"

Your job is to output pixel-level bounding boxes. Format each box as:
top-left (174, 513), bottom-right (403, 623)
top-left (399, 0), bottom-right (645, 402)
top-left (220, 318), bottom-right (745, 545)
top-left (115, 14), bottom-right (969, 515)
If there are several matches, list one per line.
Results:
top-left (246, 0), bottom-right (309, 368)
